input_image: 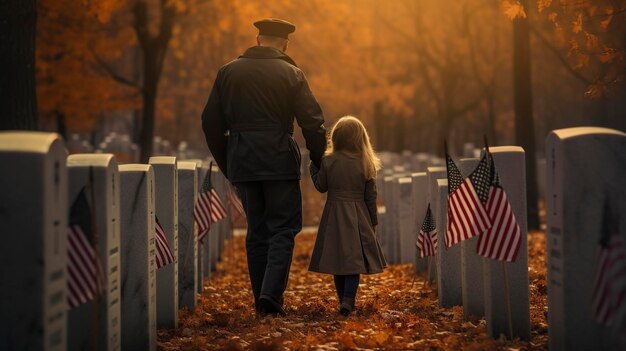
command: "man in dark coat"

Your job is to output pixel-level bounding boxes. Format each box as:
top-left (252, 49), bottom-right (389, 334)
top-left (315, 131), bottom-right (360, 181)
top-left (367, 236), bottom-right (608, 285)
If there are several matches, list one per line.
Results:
top-left (201, 18), bottom-right (326, 316)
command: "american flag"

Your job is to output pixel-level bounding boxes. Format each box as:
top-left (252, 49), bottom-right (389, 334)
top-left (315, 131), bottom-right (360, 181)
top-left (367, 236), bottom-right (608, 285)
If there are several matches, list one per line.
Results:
top-left (155, 216), bottom-right (175, 268)
top-left (476, 158), bottom-right (522, 262)
top-left (227, 184), bottom-right (244, 216)
top-left (591, 202), bottom-right (626, 326)
top-left (67, 188), bottom-right (104, 309)
top-left (194, 166), bottom-right (227, 243)
top-left (445, 150), bottom-right (492, 247)
top-left (416, 204), bottom-right (438, 258)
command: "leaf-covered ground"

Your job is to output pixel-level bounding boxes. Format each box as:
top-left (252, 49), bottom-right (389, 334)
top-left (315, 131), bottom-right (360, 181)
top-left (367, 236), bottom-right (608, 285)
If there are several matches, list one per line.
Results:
top-left (157, 230), bottom-right (548, 350)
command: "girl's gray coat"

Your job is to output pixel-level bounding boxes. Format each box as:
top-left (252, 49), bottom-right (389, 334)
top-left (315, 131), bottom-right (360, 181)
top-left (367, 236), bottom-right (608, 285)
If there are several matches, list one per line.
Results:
top-left (308, 152), bottom-right (387, 275)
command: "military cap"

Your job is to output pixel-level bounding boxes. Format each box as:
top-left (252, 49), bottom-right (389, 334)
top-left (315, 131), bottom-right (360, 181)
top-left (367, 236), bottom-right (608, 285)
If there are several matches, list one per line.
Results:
top-left (254, 18), bottom-right (296, 39)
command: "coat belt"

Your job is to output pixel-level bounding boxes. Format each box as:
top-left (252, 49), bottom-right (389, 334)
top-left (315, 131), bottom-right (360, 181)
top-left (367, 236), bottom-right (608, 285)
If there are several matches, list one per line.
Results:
top-left (327, 190), bottom-right (363, 201)
top-left (229, 122), bottom-right (293, 134)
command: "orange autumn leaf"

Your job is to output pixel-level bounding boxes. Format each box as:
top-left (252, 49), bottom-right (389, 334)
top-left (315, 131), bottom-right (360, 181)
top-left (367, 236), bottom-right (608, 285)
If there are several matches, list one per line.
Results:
top-left (537, 0), bottom-right (552, 13)
top-left (599, 47), bottom-right (617, 63)
top-left (600, 7), bottom-right (613, 29)
top-left (338, 332), bottom-right (358, 349)
top-left (374, 331), bottom-right (390, 345)
top-left (574, 53), bottom-right (590, 69)
top-left (585, 33), bottom-right (599, 51)
top-left (548, 11), bottom-right (558, 22)
top-left (572, 13), bottom-right (583, 33)
top-left (502, 0), bottom-right (527, 19)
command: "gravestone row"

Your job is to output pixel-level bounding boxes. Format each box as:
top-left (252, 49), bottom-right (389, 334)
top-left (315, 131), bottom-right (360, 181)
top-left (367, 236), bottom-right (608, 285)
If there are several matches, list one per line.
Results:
top-left (3, 128), bottom-right (624, 348)
top-left (376, 146), bottom-right (546, 341)
top-left (378, 128), bottom-right (625, 344)
top-left (0, 132), bottom-right (233, 351)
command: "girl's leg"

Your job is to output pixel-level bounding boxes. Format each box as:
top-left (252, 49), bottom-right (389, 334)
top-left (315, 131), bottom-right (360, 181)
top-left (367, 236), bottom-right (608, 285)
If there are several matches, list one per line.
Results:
top-left (333, 275), bottom-right (345, 301)
top-left (342, 274), bottom-right (360, 299)
top-left (339, 274), bottom-right (360, 316)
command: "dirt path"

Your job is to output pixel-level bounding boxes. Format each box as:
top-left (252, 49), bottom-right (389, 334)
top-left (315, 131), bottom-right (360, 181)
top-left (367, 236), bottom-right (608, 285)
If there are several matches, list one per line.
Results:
top-left (158, 232), bottom-right (548, 350)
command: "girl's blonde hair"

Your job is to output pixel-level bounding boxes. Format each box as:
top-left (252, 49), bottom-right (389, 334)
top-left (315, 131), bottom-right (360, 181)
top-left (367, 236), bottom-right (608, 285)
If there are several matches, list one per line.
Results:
top-left (325, 115), bottom-right (381, 179)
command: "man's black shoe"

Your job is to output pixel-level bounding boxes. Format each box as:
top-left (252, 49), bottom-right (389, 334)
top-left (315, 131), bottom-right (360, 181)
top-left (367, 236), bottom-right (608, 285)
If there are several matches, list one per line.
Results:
top-left (258, 294), bottom-right (287, 316)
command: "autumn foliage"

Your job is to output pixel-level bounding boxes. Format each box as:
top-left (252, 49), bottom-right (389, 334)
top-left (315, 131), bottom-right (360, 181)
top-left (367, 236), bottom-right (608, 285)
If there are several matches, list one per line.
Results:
top-left (157, 228), bottom-right (548, 350)
top-left (35, 0), bottom-right (626, 154)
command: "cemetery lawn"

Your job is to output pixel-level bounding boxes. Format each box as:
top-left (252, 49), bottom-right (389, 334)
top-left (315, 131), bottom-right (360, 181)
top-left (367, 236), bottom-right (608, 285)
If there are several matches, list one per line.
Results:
top-left (158, 230), bottom-right (547, 350)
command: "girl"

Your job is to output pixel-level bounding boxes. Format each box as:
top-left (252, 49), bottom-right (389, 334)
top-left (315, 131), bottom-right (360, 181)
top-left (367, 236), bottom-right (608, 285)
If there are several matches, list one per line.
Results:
top-left (308, 115), bottom-right (387, 316)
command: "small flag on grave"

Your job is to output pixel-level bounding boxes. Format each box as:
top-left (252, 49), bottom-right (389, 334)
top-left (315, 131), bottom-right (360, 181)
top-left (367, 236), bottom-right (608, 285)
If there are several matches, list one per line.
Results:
top-left (67, 188), bottom-right (104, 309)
top-left (155, 216), bottom-right (175, 268)
top-left (416, 204), bottom-right (438, 258)
top-left (194, 164), bottom-right (227, 243)
top-left (476, 156), bottom-right (522, 262)
top-left (227, 184), bottom-right (244, 216)
top-left (444, 143), bottom-right (492, 247)
top-left (591, 200), bottom-right (626, 326)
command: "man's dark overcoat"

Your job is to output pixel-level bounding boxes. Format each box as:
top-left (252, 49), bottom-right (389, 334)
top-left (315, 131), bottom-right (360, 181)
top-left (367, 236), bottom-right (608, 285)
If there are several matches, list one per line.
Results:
top-left (202, 46), bottom-right (326, 180)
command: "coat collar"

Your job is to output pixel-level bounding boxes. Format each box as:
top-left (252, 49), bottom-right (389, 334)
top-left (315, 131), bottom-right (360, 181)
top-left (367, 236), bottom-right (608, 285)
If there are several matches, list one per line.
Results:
top-left (240, 46), bottom-right (298, 67)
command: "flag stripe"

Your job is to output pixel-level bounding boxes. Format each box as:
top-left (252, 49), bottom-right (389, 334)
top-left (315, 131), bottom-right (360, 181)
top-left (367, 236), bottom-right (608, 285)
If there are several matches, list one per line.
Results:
top-left (477, 184), bottom-right (522, 262)
top-left (416, 206), bottom-right (437, 258)
top-left (592, 236), bottom-right (626, 325)
top-left (483, 188), bottom-right (507, 256)
top-left (68, 229), bottom-right (98, 291)
top-left (155, 218), bottom-right (175, 268)
top-left (228, 186), bottom-right (244, 215)
top-left (209, 189), bottom-right (227, 221)
top-left (446, 180), bottom-right (490, 247)
top-left (67, 225), bottom-right (102, 309)
top-left (480, 187), bottom-right (504, 256)
top-left (194, 185), bottom-right (228, 244)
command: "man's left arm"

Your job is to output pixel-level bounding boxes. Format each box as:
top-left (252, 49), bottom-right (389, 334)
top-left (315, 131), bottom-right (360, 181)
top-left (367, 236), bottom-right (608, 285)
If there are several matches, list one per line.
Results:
top-left (201, 75), bottom-right (228, 177)
top-left (293, 71), bottom-right (326, 168)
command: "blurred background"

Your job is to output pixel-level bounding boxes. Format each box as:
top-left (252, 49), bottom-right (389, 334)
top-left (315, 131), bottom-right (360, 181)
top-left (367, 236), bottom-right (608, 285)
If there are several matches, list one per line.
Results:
top-left (22, 0), bottom-right (624, 156)
top-left (1, 0), bottom-right (625, 229)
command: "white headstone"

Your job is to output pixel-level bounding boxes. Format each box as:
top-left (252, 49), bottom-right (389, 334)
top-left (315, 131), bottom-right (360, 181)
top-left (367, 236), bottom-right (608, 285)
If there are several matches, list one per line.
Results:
top-left (426, 166), bottom-right (447, 282)
top-left (66, 154), bottom-right (121, 351)
top-left (119, 164), bottom-right (156, 351)
top-left (148, 156), bottom-right (178, 329)
top-left (376, 206), bottom-right (386, 247)
top-left (0, 132), bottom-right (67, 350)
top-left (459, 158), bottom-right (485, 319)
top-left (177, 161), bottom-right (198, 309)
top-left (435, 179), bottom-right (463, 307)
top-left (546, 127), bottom-right (626, 350)
top-left (382, 176), bottom-right (397, 262)
top-left (214, 171), bottom-right (230, 258)
top-left (463, 143), bottom-right (475, 158)
top-left (411, 153), bottom-right (430, 172)
top-left (206, 163), bottom-right (221, 275)
top-left (374, 170), bottom-right (387, 254)
top-left (194, 161), bottom-right (208, 294)
top-left (483, 147), bottom-right (530, 340)
top-left (397, 176), bottom-right (415, 264)
top-left (411, 172), bottom-right (428, 274)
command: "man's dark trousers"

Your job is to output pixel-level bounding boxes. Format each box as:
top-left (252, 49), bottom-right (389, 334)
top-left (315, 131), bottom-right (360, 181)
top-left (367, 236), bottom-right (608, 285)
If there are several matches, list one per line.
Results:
top-left (235, 180), bottom-right (302, 308)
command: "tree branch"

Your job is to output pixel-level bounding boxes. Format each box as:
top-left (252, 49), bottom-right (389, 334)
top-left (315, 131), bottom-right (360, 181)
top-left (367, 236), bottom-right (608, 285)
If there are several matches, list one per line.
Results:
top-left (132, 1), bottom-right (151, 52)
top-left (529, 25), bottom-right (593, 86)
top-left (91, 48), bottom-right (143, 91)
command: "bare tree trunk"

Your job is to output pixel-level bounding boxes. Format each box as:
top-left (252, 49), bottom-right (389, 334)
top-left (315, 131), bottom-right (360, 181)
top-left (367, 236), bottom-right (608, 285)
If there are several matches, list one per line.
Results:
top-left (139, 71), bottom-right (157, 162)
top-left (133, 0), bottom-right (175, 162)
top-left (513, 0), bottom-right (540, 230)
top-left (0, 0), bottom-right (38, 130)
